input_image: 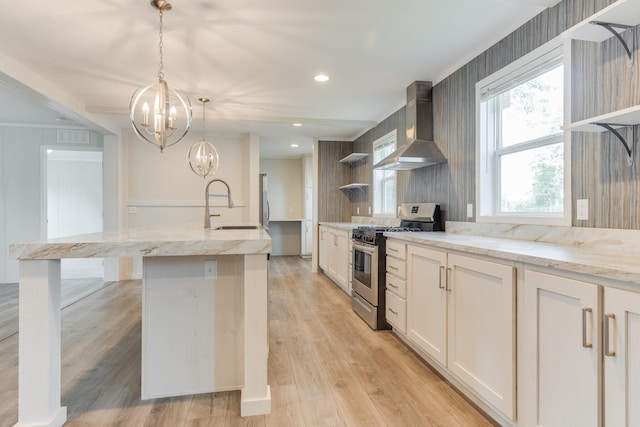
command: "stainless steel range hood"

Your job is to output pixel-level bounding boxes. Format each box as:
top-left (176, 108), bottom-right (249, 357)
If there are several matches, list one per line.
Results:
top-left (373, 81), bottom-right (446, 170)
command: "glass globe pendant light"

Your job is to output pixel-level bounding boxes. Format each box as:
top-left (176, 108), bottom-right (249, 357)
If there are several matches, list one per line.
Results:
top-left (129, 0), bottom-right (192, 152)
top-left (187, 98), bottom-right (219, 179)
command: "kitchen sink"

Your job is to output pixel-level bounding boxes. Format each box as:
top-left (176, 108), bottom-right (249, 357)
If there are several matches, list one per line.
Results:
top-left (211, 225), bottom-right (261, 230)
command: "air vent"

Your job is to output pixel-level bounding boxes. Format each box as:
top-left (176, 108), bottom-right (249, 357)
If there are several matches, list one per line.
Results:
top-left (57, 130), bottom-right (90, 144)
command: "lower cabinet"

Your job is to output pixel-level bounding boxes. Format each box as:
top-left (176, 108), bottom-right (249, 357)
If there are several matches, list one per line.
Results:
top-left (406, 244), bottom-right (516, 420)
top-left (318, 225), bottom-right (349, 294)
top-left (301, 220), bottom-right (312, 257)
top-left (524, 269), bottom-right (640, 427)
top-left (604, 287), bottom-right (640, 427)
top-left (523, 269), bottom-right (599, 427)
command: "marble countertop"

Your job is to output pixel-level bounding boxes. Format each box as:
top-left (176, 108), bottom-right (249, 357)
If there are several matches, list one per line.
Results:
top-left (384, 231), bottom-right (640, 285)
top-left (10, 223), bottom-right (272, 260)
top-left (319, 222), bottom-right (371, 231)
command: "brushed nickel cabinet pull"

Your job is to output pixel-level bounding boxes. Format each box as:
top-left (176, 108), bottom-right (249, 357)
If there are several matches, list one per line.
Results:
top-left (604, 313), bottom-right (616, 357)
top-left (388, 247), bottom-right (398, 252)
top-left (438, 266), bottom-right (445, 289)
top-left (388, 265), bottom-right (398, 270)
top-left (582, 308), bottom-right (593, 348)
top-left (389, 308), bottom-right (398, 315)
top-left (388, 282), bottom-right (399, 289)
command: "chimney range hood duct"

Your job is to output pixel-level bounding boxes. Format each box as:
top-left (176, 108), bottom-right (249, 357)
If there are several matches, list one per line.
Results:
top-left (373, 81), bottom-right (446, 171)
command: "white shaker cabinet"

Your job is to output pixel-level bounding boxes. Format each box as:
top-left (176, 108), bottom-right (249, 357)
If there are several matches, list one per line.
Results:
top-left (407, 245), bottom-right (448, 365)
top-left (523, 269), bottom-right (600, 427)
top-left (385, 240), bottom-right (407, 333)
top-left (318, 225), bottom-right (349, 294)
top-left (406, 245), bottom-right (516, 419)
top-left (604, 287), bottom-right (640, 427)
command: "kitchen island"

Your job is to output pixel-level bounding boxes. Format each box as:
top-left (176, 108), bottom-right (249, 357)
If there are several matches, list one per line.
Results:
top-left (10, 224), bottom-right (272, 427)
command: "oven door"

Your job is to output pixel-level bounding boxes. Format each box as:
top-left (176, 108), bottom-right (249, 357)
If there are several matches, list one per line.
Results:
top-left (351, 241), bottom-right (379, 306)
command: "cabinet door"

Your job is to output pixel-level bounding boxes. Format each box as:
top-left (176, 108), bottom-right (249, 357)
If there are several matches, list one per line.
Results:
top-left (332, 231), bottom-right (349, 292)
top-left (523, 269), bottom-right (599, 427)
top-left (302, 220), bottom-right (313, 255)
top-left (304, 187), bottom-right (312, 220)
top-left (604, 287), bottom-right (640, 427)
top-left (407, 245), bottom-right (447, 365)
top-left (318, 226), bottom-right (328, 270)
top-left (448, 254), bottom-right (515, 419)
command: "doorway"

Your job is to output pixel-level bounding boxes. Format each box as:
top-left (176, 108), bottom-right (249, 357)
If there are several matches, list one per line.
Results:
top-left (45, 148), bottom-right (104, 281)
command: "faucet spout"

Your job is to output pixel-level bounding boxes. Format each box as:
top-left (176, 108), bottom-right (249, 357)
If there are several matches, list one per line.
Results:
top-left (204, 179), bottom-right (234, 228)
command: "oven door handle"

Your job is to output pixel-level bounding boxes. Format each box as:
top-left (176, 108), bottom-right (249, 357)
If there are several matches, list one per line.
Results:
top-left (352, 241), bottom-right (377, 254)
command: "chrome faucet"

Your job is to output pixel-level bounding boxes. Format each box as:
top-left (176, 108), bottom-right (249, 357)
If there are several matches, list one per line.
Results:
top-left (204, 179), bottom-right (234, 228)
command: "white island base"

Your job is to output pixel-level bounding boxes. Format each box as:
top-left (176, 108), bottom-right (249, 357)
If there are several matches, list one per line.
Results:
top-left (11, 224), bottom-right (272, 426)
top-left (142, 255), bottom-right (270, 411)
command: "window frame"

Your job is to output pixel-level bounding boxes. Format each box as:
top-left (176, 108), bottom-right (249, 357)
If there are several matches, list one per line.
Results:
top-left (475, 38), bottom-right (571, 226)
top-left (372, 129), bottom-right (397, 217)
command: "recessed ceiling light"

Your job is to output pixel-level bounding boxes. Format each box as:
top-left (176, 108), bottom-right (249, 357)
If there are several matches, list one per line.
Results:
top-left (290, 144), bottom-right (299, 148)
top-left (293, 123), bottom-right (302, 127)
top-left (314, 74), bottom-right (330, 82)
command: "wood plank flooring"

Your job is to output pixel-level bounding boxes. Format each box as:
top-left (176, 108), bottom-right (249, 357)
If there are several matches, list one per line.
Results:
top-left (0, 256), bottom-right (493, 426)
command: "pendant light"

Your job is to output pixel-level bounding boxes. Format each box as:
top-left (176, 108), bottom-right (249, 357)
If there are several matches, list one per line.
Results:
top-left (187, 98), bottom-right (219, 179)
top-left (129, 0), bottom-right (192, 152)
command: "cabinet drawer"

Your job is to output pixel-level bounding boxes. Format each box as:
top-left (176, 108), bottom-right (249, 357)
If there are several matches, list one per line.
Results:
top-left (386, 273), bottom-right (406, 298)
top-left (386, 256), bottom-right (406, 279)
top-left (386, 240), bottom-right (406, 259)
top-left (386, 290), bottom-right (406, 334)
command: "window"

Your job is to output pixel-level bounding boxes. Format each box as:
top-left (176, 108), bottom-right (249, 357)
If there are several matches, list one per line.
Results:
top-left (373, 130), bottom-right (397, 216)
top-left (476, 40), bottom-right (570, 225)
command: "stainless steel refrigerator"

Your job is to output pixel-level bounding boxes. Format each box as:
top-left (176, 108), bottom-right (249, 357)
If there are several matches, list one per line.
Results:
top-left (259, 173), bottom-right (269, 227)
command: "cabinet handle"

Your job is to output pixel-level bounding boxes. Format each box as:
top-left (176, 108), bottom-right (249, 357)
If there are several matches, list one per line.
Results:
top-left (389, 308), bottom-right (398, 315)
top-left (445, 267), bottom-right (452, 292)
top-left (604, 313), bottom-right (616, 357)
top-left (388, 265), bottom-right (398, 271)
top-left (388, 282), bottom-right (399, 289)
top-left (388, 247), bottom-right (399, 252)
top-left (582, 308), bottom-right (593, 349)
top-left (438, 266), bottom-right (445, 289)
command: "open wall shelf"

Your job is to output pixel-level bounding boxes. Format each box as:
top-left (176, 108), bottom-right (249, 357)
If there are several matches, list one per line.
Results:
top-left (339, 153), bottom-right (368, 163)
top-left (338, 183), bottom-right (368, 190)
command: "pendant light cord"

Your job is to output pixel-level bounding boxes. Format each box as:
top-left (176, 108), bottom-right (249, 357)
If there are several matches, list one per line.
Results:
top-left (158, 10), bottom-right (165, 81)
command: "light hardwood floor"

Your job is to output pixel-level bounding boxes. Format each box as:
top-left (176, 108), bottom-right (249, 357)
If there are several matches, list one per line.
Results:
top-left (0, 256), bottom-right (494, 426)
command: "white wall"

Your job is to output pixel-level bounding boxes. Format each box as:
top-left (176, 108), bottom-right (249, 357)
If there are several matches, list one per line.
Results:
top-left (123, 130), bottom-right (260, 278)
top-left (0, 127), bottom-right (104, 283)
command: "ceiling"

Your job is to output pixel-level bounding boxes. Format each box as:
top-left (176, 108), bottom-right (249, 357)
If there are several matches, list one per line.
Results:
top-left (0, 0), bottom-right (559, 158)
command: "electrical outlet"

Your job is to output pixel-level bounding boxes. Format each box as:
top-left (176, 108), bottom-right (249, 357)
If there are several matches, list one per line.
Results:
top-left (128, 206), bottom-right (137, 214)
top-left (204, 260), bottom-right (217, 279)
top-left (576, 199), bottom-right (588, 221)
top-left (467, 204), bottom-right (473, 218)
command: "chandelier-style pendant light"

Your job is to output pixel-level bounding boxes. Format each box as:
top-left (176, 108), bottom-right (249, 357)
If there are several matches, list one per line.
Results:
top-left (187, 98), bottom-right (219, 178)
top-left (129, 0), bottom-right (192, 152)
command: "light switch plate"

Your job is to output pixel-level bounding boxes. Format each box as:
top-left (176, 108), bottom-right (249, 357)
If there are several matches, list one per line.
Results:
top-left (467, 204), bottom-right (473, 218)
top-left (576, 199), bottom-right (588, 220)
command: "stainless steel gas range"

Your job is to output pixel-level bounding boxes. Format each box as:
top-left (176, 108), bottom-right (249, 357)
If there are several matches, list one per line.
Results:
top-left (351, 203), bottom-right (443, 330)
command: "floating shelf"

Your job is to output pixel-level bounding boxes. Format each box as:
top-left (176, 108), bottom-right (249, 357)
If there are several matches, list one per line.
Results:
top-left (567, 105), bottom-right (640, 132)
top-left (561, 0), bottom-right (640, 43)
top-left (338, 183), bottom-right (368, 190)
top-left (567, 105), bottom-right (640, 166)
top-left (339, 153), bottom-right (368, 163)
